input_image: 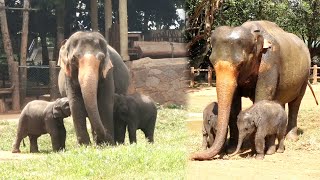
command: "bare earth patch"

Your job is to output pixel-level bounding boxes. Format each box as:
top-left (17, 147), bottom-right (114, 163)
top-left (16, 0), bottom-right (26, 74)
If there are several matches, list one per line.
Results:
top-left (187, 84), bottom-right (320, 179)
top-left (0, 150), bottom-right (39, 161)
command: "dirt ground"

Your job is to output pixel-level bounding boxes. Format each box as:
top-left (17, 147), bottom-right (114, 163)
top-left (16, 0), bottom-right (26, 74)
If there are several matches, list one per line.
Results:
top-left (186, 84), bottom-right (320, 179)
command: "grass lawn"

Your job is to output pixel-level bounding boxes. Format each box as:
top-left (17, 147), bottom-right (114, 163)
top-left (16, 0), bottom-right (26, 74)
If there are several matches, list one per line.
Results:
top-left (0, 107), bottom-right (188, 179)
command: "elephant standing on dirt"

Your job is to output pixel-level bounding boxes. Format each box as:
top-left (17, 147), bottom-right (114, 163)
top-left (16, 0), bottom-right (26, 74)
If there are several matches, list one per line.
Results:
top-left (230, 100), bottom-right (287, 160)
top-left (58, 31), bottom-right (130, 145)
top-left (12, 98), bottom-right (71, 153)
top-left (191, 20), bottom-right (312, 160)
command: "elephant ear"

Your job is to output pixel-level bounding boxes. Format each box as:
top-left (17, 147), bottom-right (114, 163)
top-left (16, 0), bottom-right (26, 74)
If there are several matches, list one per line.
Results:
top-left (253, 30), bottom-right (271, 59)
top-left (53, 99), bottom-right (63, 118)
top-left (58, 42), bottom-right (72, 77)
top-left (98, 50), bottom-right (113, 78)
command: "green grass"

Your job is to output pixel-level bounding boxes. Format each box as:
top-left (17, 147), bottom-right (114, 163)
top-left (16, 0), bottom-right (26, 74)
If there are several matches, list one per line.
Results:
top-left (0, 108), bottom-right (188, 179)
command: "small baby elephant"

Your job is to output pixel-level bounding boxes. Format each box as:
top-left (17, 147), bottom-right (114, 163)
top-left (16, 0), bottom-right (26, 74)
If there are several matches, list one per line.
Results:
top-left (230, 100), bottom-right (287, 160)
top-left (202, 102), bottom-right (218, 150)
top-left (114, 93), bottom-right (157, 144)
top-left (12, 98), bottom-right (71, 153)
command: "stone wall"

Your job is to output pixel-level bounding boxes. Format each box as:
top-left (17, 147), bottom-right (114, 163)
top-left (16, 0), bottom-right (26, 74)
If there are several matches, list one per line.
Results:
top-left (126, 57), bottom-right (189, 106)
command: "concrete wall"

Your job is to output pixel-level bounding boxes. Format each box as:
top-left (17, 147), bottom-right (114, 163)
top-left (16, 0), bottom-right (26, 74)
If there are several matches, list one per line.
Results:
top-left (126, 57), bottom-right (189, 106)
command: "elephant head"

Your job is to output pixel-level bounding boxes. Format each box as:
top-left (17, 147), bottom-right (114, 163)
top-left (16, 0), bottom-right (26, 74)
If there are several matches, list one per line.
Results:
top-left (53, 97), bottom-right (71, 118)
top-left (202, 102), bottom-right (218, 149)
top-left (58, 31), bottom-right (113, 142)
top-left (191, 26), bottom-right (271, 160)
top-left (230, 110), bottom-right (257, 156)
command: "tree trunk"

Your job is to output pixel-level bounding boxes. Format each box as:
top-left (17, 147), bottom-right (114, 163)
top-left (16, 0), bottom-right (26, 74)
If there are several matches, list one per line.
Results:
top-left (40, 33), bottom-right (49, 65)
top-left (104, 0), bottom-right (112, 41)
top-left (90, 0), bottom-right (98, 31)
top-left (119, 0), bottom-right (129, 61)
top-left (53, 0), bottom-right (65, 61)
top-left (20, 0), bottom-right (30, 105)
top-left (0, 0), bottom-right (15, 81)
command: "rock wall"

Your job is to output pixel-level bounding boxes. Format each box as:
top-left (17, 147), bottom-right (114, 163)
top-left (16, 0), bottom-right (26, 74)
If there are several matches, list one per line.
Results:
top-left (126, 57), bottom-right (189, 106)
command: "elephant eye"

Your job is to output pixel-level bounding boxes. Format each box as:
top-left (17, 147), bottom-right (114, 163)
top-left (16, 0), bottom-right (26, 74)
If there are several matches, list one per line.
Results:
top-left (244, 127), bottom-right (248, 131)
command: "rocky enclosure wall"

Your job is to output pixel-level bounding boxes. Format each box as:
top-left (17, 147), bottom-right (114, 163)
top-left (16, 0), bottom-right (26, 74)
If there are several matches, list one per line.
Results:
top-left (126, 57), bottom-right (189, 106)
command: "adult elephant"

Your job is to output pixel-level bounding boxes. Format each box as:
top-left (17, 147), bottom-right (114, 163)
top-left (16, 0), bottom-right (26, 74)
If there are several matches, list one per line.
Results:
top-left (191, 21), bottom-right (311, 160)
top-left (58, 31), bottom-right (130, 145)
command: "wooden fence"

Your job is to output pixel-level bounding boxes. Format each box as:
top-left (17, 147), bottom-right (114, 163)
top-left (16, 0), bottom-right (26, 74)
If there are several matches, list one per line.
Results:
top-left (310, 65), bottom-right (320, 84)
top-left (190, 65), bottom-right (320, 87)
top-left (190, 67), bottom-right (213, 87)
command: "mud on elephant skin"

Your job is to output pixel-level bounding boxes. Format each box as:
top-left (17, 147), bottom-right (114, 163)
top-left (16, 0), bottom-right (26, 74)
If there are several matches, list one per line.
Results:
top-left (113, 93), bottom-right (157, 144)
top-left (191, 20), bottom-right (311, 161)
top-left (12, 98), bottom-right (71, 153)
top-left (229, 100), bottom-right (287, 160)
top-left (58, 31), bottom-right (130, 145)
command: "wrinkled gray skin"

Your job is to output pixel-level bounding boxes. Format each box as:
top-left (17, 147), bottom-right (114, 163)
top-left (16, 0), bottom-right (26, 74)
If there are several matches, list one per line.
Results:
top-left (58, 31), bottom-right (130, 145)
top-left (202, 102), bottom-right (218, 150)
top-left (114, 93), bottom-right (157, 144)
top-left (12, 98), bottom-right (71, 153)
top-left (191, 20), bottom-right (310, 161)
top-left (230, 100), bottom-right (287, 160)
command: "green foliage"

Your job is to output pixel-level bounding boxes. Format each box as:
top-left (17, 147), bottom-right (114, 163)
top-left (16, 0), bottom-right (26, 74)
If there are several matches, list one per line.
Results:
top-left (0, 108), bottom-right (187, 178)
top-left (186, 0), bottom-right (320, 65)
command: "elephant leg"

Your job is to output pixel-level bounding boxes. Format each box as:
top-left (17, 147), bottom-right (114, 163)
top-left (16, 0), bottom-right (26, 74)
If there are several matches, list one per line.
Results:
top-left (29, 135), bottom-right (40, 153)
top-left (143, 128), bottom-right (154, 143)
top-left (227, 90), bottom-right (241, 154)
top-left (277, 127), bottom-right (286, 153)
top-left (58, 125), bottom-right (67, 150)
top-left (12, 132), bottom-right (26, 153)
top-left (50, 132), bottom-right (61, 152)
top-left (97, 74), bottom-right (115, 145)
top-left (254, 133), bottom-right (266, 160)
top-left (266, 135), bottom-right (276, 155)
top-left (115, 123), bottom-right (126, 144)
top-left (67, 80), bottom-right (91, 145)
top-left (255, 61), bottom-right (278, 102)
top-left (128, 125), bottom-right (137, 144)
top-left (286, 81), bottom-right (307, 141)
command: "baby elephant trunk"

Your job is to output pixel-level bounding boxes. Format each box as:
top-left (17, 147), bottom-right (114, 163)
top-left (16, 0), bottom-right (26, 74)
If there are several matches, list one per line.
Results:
top-left (229, 137), bottom-right (243, 157)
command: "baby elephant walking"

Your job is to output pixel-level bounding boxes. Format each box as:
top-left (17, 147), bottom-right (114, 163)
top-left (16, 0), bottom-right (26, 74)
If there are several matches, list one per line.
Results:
top-left (230, 100), bottom-right (287, 160)
top-left (202, 102), bottom-right (218, 150)
top-left (12, 98), bottom-right (71, 153)
top-left (114, 93), bottom-right (157, 144)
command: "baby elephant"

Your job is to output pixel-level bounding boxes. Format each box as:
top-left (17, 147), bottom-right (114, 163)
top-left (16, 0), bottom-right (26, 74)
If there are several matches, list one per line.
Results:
top-left (230, 100), bottom-right (287, 160)
top-left (114, 93), bottom-right (157, 144)
top-left (12, 98), bottom-right (71, 153)
top-left (202, 102), bottom-right (218, 150)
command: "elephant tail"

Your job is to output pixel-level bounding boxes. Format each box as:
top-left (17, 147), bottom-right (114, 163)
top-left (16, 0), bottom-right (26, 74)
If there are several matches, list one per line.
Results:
top-left (22, 139), bottom-right (26, 147)
top-left (307, 81), bottom-right (318, 105)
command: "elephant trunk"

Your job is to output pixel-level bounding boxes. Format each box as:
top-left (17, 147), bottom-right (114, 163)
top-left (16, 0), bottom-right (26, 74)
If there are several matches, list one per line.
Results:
top-left (191, 61), bottom-right (238, 160)
top-left (78, 54), bottom-right (107, 142)
top-left (229, 135), bottom-right (244, 157)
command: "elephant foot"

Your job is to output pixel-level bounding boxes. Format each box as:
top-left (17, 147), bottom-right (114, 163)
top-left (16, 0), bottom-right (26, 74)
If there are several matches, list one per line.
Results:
top-left (12, 148), bottom-right (21, 153)
top-left (276, 147), bottom-right (285, 153)
top-left (255, 154), bottom-right (264, 160)
top-left (286, 129), bottom-right (299, 142)
top-left (266, 146), bottom-right (276, 155)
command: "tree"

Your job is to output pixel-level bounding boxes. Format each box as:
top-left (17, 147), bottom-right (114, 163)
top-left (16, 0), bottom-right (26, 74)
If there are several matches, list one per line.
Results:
top-left (90, 0), bottom-right (98, 31)
top-left (53, 0), bottom-right (65, 61)
top-left (0, 0), bottom-right (15, 79)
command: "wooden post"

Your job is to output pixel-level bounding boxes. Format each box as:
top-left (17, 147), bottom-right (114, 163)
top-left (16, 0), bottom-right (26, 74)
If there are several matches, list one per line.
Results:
top-left (49, 61), bottom-right (59, 101)
top-left (208, 67), bottom-right (212, 86)
top-left (190, 67), bottom-right (195, 87)
top-left (12, 62), bottom-right (20, 111)
top-left (312, 65), bottom-right (317, 84)
top-left (19, 65), bottom-right (27, 105)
